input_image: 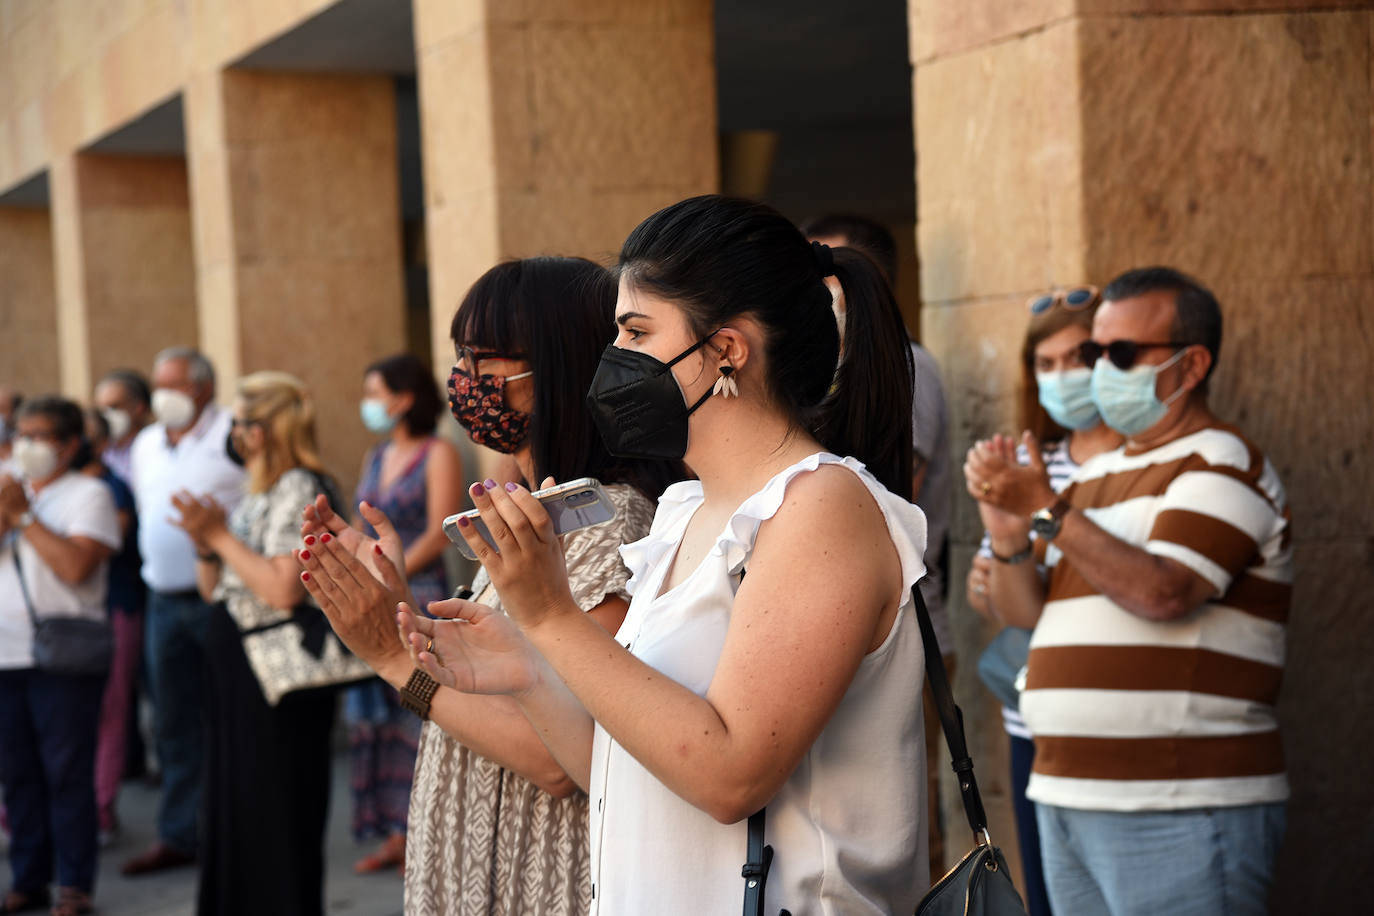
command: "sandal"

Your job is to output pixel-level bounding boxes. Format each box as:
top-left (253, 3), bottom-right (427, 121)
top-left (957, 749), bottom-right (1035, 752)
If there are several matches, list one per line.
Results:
top-left (1, 889), bottom-right (50, 914)
top-left (48, 888), bottom-right (91, 916)
top-left (352, 832), bottom-right (405, 875)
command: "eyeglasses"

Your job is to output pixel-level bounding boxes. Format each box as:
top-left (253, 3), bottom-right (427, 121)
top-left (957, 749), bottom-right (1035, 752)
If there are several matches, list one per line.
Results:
top-left (455, 346), bottom-right (529, 378)
top-left (1078, 339), bottom-right (1190, 371)
top-left (1028, 286), bottom-right (1099, 315)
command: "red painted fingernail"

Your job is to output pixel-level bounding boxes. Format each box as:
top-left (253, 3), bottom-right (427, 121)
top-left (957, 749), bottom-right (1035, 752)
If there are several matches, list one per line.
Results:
top-left (470, 482), bottom-right (483, 497)
top-left (374, 544), bottom-right (383, 555)
top-left (304, 535), bottom-right (316, 546)
top-left (484, 479), bottom-right (497, 490)
top-left (321, 533), bottom-right (332, 543)
top-left (505, 482), bottom-right (518, 492)
top-left (300, 550), bottom-right (311, 560)
top-left (457, 516), bottom-right (470, 528)
top-left (301, 572), bottom-right (311, 582)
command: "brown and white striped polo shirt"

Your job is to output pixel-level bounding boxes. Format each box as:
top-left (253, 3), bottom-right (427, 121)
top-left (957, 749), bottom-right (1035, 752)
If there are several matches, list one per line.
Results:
top-left (1021, 424), bottom-right (1292, 812)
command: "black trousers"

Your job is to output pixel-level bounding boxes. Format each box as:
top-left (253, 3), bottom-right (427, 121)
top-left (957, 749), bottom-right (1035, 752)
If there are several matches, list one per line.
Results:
top-left (197, 604), bottom-right (337, 916)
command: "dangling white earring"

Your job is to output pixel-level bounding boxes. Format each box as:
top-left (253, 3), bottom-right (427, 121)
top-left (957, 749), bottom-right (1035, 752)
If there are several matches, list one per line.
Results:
top-left (712, 364), bottom-right (738, 398)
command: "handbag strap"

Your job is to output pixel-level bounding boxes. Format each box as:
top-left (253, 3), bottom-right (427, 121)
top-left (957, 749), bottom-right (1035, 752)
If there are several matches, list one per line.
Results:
top-left (910, 581), bottom-right (990, 838)
top-left (8, 534), bottom-right (39, 627)
top-left (742, 808), bottom-right (774, 916)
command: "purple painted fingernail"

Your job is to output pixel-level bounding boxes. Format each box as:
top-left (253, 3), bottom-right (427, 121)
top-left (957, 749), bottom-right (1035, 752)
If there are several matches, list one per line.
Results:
top-left (457, 516), bottom-right (470, 528)
top-left (470, 482), bottom-right (484, 497)
top-left (484, 479), bottom-right (497, 490)
top-left (505, 482), bottom-right (518, 492)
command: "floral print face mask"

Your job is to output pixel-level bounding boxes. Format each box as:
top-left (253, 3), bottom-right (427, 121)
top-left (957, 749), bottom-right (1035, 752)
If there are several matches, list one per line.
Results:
top-left (447, 364), bottom-right (532, 454)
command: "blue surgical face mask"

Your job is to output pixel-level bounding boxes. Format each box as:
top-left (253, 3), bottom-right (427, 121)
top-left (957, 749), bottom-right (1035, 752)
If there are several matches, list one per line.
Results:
top-left (1035, 368), bottom-right (1100, 431)
top-left (1090, 348), bottom-right (1188, 436)
top-left (359, 398), bottom-right (397, 434)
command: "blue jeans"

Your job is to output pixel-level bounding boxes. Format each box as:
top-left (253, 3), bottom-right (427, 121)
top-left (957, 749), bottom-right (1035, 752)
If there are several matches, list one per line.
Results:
top-left (1036, 801), bottom-right (1286, 916)
top-left (144, 589), bottom-right (212, 855)
top-left (0, 668), bottom-right (104, 893)
top-left (1008, 735), bottom-right (1053, 916)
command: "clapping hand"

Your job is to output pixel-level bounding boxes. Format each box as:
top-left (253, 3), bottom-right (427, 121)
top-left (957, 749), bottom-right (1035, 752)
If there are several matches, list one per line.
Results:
top-left (300, 496), bottom-right (406, 584)
top-left (395, 597), bottom-right (542, 698)
top-left (0, 475), bottom-right (27, 533)
top-left (295, 526), bottom-right (417, 674)
top-left (170, 490), bottom-right (227, 550)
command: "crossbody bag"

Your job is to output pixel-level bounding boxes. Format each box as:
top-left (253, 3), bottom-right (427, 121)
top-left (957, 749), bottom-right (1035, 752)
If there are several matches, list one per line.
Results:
top-left (10, 535), bottom-right (113, 677)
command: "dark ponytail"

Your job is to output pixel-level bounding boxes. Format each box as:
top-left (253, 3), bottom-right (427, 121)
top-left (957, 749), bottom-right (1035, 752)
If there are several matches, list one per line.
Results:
top-left (619, 195), bottom-right (914, 495)
top-left (814, 247), bottom-right (914, 496)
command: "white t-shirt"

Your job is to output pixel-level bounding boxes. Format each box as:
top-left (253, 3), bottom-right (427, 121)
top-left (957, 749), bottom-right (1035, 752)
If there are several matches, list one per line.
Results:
top-left (0, 472), bottom-right (122, 669)
top-left (587, 453), bottom-right (931, 915)
top-left (129, 404), bottom-right (245, 592)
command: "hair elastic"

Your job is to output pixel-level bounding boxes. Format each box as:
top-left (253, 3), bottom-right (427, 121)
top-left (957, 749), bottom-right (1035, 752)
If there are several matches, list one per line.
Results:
top-left (811, 241), bottom-right (835, 278)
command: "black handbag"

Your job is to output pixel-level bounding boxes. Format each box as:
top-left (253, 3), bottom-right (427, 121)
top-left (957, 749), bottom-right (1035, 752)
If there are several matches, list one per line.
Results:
top-left (11, 537), bottom-right (113, 677)
top-left (741, 580), bottom-right (1026, 916)
top-left (913, 583), bottom-right (1028, 916)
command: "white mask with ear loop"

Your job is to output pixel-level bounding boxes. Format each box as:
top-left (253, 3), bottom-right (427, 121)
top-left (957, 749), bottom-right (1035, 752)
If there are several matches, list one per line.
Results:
top-left (12, 437), bottom-right (60, 480)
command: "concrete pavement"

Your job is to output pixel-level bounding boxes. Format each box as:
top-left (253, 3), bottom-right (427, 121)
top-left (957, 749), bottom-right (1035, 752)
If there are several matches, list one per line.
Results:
top-left (1, 751), bottom-right (405, 915)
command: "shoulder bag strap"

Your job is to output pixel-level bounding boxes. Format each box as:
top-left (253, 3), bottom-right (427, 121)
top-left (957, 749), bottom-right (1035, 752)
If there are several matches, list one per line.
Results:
top-left (910, 581), bottom-right (989, 838)
top-left (742, 808), bottom-right (774, 916)
top-left (8, 534), bottom-right (39, 626)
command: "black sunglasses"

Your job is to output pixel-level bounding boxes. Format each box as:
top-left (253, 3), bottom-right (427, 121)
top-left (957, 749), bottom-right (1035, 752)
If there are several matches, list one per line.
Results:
top-left (1028, 286), bottom-right (1098, 315)
top-left (1078, 340), bottom-right (1189, 371)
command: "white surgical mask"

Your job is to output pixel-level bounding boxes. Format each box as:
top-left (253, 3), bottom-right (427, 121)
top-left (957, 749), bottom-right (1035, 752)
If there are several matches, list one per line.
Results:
top-left (152, 389), bottom-right (197, 431)
top-left (12, 437), bottom-right (60, 480)
top-left (102, 407), bottom-right (132, 441)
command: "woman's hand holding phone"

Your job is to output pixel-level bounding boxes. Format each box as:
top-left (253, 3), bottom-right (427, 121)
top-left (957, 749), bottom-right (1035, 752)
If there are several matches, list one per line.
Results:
top-left (449, 479), bottom-right (580, 634)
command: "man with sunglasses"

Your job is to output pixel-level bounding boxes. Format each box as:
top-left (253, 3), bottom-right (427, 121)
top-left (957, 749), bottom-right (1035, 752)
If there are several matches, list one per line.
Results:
top-left (964, 267), bottom-right (1290, 916)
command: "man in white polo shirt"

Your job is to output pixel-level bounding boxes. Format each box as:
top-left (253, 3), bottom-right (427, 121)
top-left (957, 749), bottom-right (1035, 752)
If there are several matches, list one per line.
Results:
top-left (122, 348), bottom-right (244, 875)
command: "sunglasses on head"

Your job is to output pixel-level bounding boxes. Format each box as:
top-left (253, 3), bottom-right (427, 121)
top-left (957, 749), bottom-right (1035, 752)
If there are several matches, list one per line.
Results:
top-left (1078, 339), bottom-right (1190, 371)
top-left (1028, 286), bottom-right (1099, 315)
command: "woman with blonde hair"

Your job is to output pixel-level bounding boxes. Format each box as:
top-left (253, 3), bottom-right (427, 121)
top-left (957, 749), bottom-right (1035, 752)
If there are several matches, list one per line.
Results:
top-left (172, 371), bottom-right (342, 916)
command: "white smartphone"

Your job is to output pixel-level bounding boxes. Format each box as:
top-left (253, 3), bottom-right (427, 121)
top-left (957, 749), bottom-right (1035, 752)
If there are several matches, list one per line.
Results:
top-left (443, 477), bottom-right (617, 561)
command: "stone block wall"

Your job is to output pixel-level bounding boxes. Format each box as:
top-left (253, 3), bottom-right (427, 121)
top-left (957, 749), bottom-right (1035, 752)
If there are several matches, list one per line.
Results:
top-left (913, 2), bottom-right (1373, 909)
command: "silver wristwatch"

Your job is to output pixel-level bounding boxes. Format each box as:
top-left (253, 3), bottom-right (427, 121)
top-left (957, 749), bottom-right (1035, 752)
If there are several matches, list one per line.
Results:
top-left (1030, 499), bottom-right (1070, 541)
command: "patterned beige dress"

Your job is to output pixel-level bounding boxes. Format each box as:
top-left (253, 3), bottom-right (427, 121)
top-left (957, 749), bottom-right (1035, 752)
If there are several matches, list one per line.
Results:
top-left (403, 483), bottom-right (656, 916)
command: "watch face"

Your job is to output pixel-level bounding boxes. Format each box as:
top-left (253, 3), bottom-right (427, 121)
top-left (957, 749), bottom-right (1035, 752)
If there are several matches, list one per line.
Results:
top-left (1031, 513), bottom-right (1059, 539)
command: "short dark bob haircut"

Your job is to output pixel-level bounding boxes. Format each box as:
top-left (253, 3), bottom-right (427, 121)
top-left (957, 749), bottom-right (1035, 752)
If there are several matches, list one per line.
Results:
top-left (449, 256), bottom-right (683, 500)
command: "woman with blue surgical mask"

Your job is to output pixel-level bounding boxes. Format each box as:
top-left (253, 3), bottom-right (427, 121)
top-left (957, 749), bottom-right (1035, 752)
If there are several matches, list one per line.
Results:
top-left (963, 286), bottom-right (1122, 916)
top-left (346, 354), bottom-right (465, 875)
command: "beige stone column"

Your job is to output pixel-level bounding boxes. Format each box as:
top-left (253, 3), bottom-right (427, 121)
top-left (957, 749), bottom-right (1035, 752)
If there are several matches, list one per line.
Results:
top-left (913, 1), bottom-right (1372, 907)
top-left (0, 206), bottom-right (59, 395)
top-left (185, 69), bottom-right (407, 495)
top-left (412, 0), bottom-right (719, 376)
top-left (47, 153), bottom-right (197, 399)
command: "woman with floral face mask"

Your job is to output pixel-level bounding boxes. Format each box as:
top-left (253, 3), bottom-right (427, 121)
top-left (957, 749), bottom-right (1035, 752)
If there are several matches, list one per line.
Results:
top-left (962, 288), bottom-right (1121, 916)
top-left (345, 354), bottom-right (463, 876)
top-left (297, 256), bottom-right (682, 915)
top-left (0, 397), bottom-right (120, 916)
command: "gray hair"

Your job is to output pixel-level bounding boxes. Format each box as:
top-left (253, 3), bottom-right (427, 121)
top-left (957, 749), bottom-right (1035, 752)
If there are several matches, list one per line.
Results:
top-left (153, 346), bottom-right (216, 388)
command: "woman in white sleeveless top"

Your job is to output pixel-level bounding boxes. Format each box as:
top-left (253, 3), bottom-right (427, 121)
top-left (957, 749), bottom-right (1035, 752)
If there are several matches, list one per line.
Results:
top-left (399, 196), bottom-right (932, 914)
